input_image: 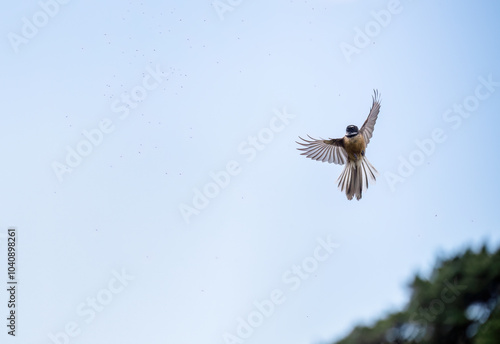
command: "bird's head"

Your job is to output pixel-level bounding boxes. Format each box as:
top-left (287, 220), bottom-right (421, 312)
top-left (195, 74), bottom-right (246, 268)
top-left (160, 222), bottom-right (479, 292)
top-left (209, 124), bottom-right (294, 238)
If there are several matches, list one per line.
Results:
top-left (346, 125), bottom-right (359, 137)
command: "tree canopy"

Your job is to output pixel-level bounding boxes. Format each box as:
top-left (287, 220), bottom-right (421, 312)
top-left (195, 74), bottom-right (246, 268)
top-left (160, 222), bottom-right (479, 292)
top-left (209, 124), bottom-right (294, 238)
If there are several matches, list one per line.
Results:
top-left (333, 245), bottom-right (500, 344)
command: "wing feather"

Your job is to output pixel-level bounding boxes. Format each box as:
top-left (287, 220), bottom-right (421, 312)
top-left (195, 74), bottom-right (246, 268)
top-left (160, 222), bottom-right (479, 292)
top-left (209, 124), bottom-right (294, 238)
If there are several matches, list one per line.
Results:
top-left (359, 89), bottom-right (381, 146)
top-left (296, 135), bottom-right (347, 165)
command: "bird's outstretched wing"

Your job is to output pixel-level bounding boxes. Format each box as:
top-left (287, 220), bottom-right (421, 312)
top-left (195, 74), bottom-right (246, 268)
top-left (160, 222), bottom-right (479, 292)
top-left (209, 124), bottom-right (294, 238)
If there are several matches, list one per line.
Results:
top-left (296, 135), bottom-right (347, 165)
top-left (359, 90), bottom-right (381, 146)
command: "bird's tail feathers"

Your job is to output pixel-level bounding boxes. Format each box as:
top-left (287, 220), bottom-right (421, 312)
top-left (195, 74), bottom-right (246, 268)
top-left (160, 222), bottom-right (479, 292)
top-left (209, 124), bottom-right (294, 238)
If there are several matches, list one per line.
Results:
top-left (337, 157), bottom-right (377, 200)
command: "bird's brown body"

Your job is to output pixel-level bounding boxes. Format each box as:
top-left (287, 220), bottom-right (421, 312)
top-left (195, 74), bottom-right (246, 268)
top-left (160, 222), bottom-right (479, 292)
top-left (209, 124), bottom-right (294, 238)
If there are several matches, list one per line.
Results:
top-left (297, 90), bottom-right (381, 200)
top-left (343, 134), bottom-right (366, 162)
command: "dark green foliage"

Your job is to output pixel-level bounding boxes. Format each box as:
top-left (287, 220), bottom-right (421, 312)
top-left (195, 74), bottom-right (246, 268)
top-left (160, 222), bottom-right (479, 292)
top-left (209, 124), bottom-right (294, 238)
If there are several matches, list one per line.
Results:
top-left (333, 245), bottom-right (500, 344)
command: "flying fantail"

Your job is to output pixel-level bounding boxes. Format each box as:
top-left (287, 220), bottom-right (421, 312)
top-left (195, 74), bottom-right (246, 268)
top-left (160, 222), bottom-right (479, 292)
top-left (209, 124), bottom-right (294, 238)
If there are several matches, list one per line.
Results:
top-left (297, 90), bottom-right (381, 200)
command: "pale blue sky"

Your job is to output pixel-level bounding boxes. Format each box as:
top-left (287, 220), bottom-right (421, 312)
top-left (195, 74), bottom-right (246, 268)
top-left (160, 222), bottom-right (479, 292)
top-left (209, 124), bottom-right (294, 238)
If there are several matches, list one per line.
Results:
top-left (1, 1), bottom-right (500, 343)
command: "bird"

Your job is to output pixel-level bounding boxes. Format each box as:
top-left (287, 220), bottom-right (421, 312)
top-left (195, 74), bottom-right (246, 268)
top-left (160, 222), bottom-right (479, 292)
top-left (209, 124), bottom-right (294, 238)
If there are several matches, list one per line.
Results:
top-left (296, 90), bottom-right (381, 200)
